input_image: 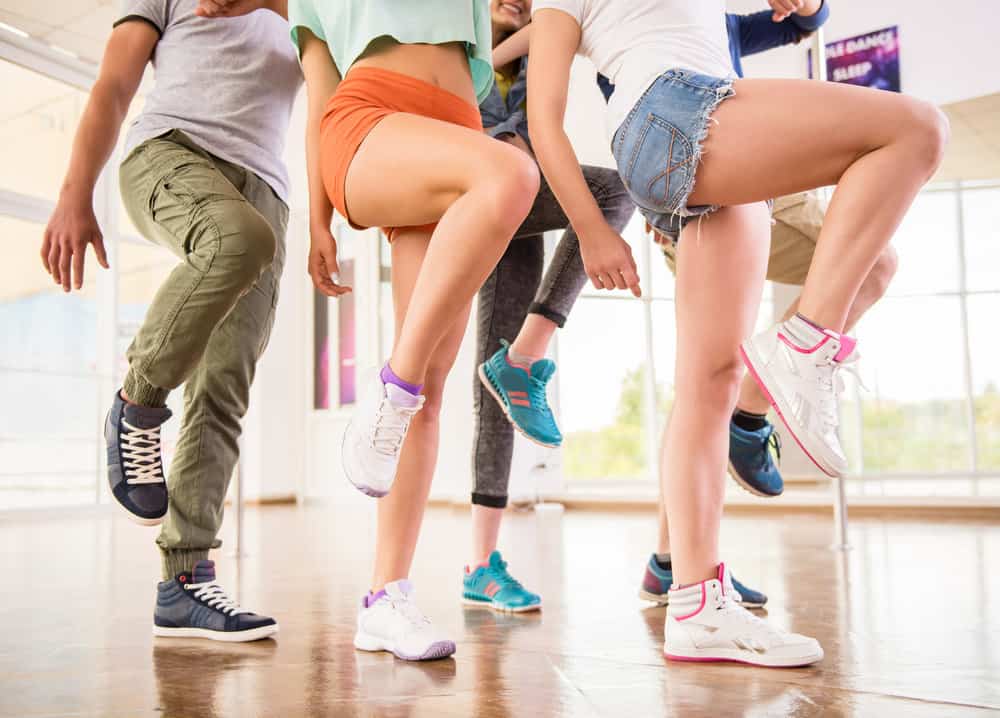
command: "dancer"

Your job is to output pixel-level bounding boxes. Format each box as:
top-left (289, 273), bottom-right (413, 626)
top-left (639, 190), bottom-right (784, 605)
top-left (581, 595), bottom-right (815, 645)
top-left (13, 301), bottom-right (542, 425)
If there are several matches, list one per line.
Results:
top-left (528, 0), bottom-right (946, 666)
top-left (464, 0), bottom-right (635, 613)
top-left (618, 1), bottom-right (867, 606)
top-left (199, 0), bottom-right (540, 659)
top-left (41, 0), bottom-right (301, 640)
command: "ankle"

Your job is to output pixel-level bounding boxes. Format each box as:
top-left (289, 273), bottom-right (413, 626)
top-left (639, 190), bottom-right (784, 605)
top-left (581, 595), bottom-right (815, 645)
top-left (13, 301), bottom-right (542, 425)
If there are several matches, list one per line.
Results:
top-left (381, 361), bottom-right (423, 395)
top-left (507, 343), bottom-right (542, 368)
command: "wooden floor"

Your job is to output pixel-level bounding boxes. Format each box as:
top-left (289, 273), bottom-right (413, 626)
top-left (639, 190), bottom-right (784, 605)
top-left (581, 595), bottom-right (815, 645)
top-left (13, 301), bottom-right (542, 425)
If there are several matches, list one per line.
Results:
top-left (2, 502), bottom-right (999, 717)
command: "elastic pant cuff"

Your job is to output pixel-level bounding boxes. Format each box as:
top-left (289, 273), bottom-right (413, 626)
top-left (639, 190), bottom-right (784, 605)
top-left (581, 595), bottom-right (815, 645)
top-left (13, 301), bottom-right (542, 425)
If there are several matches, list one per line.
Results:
top-left (528, 302), bottom-right (567, 328)
top-left (160, 548), bottom-right (210, 581)
top-left (472, 492), bottom-right (508, 509)
top-left (123, 368), bottom-right (170, 408)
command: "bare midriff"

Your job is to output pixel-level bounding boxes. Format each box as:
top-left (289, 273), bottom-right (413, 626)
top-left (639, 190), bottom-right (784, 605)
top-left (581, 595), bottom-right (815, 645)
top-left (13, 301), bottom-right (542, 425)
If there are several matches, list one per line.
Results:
top-left (351, 37), bottom-right (476, 106)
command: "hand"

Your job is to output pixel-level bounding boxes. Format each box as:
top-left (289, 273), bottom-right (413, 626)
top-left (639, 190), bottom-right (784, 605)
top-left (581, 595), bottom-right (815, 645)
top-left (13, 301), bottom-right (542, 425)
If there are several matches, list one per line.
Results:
top-left (194, 0), bottom-right (271, 18)
top-left (768, 0), bottom-right (806, 22)
top-left (308, 225), bottom-right (352, 297)
top-left (578, 222), bottom-right (641, 297)
top-left (42, 194), bottom-right (109, 292)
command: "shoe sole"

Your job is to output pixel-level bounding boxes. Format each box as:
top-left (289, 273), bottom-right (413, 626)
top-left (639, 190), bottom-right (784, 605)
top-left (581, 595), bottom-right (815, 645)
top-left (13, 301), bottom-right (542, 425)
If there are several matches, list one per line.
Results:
top-left (478, 364), bottom-right (560, 449)
top-left (461, 596), bottom-right (542, 613)
top-left (664, 646), bottom-right (823, 667)
top-left (726, 461), bottom-right (782, 499)
top-left (153, 624), bottom-right (278, 642)
top-left (639, 588), bottom-right (763, 610)
top-left (341, 420), bottom-right (389, 498)
top-left (354, 631), bottom-right (456, 661)
top-left (739, 343), bottom-right (843, 479)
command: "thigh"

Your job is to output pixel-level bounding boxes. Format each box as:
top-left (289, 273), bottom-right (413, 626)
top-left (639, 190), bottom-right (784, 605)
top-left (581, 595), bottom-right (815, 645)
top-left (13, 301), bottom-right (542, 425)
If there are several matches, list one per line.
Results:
top-left (123, 136), bottom-right (247, 256)
top-left (345, 112), bottom-right (525, 230)
top-left (688, 78), bottom-right (927, 208)
top-left (674, 204), bottom-right (770, 380)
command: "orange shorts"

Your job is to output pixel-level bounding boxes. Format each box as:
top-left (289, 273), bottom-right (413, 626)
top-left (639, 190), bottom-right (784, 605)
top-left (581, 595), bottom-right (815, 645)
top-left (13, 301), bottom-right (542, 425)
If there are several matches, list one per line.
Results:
top-left (320, 67), bottom-right (484, 241)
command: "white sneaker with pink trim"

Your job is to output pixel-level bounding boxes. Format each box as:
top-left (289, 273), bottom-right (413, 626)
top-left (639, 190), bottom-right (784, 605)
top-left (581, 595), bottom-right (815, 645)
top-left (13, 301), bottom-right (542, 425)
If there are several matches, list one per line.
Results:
top-left (740, 318), bottom-right (859, 477)
top-left (664, 564), bottom-right (823, 667)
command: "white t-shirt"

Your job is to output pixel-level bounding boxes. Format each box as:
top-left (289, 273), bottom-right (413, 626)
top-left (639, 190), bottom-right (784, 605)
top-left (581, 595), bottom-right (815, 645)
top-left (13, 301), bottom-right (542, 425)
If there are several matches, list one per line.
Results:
top-left (532, 0), bottom-right (733, 142)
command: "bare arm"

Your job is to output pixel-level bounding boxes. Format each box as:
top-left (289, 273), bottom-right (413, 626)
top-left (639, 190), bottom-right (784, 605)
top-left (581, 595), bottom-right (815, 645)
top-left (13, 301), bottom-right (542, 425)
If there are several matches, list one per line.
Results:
top-left (42, 21), bottom-right (157, 291)
top-left (299, 29), bottom-right (351, 297)
top-left (527, 9), bottom-right (639, 295)
top-left (493, 24), bottom-right (531, 67)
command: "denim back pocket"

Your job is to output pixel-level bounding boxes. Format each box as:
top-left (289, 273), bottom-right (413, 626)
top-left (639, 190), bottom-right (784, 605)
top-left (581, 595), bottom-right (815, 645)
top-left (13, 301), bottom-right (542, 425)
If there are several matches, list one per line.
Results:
top-left (617, 112), bottom-right (694, 216)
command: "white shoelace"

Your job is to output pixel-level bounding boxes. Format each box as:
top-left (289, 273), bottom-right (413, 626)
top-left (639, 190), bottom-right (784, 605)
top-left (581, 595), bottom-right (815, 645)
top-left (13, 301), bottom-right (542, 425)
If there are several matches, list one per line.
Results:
top-left (370, 398), bottom-right (422, 457)
top-left (388, 595), bottom-right (431, 629)
top-left (185, 581), bottom-right (250, 616)
top-left (121, 419), bottom-right (164, 485)
top-left (815, 351), bottom-right (864, 431)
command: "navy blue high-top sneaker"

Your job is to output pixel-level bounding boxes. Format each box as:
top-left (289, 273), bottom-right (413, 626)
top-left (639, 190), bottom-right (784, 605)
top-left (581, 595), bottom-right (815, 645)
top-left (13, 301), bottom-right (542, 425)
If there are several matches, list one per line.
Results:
top-left (106, 390), bottom-right (171, 525)
top-left (154, 560), bottom-right (278, 642)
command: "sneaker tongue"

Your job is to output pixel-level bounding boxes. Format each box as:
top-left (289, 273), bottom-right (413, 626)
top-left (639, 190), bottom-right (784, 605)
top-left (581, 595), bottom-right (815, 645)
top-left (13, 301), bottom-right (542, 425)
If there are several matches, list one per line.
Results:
top-left (190, 560), bottom-right (215, 584)
top-left (530, 359), bottom-right (556, 383)
top-left (384, 382), bottom-right (423, 409)
top-left (717, 563), bottom-right (736, 596)
top-left (123, 402), bottom-right (172, 429)
top-left (487, 550), bottom-right (505, 569)
top-left (384, 578), bottom-right (414, 600)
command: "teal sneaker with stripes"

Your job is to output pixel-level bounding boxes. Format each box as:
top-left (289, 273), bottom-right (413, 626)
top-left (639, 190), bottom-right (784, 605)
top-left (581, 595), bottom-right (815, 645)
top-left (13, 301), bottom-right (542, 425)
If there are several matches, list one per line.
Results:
top-left (478, 340), bottom-right (562, 447)
top-left (462, 550), bottom-right (541, 613)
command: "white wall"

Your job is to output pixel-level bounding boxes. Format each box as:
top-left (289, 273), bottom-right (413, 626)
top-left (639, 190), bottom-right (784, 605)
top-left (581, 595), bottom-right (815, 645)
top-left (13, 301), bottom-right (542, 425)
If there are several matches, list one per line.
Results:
top-left (728, 0), bottom-right (1000, 105)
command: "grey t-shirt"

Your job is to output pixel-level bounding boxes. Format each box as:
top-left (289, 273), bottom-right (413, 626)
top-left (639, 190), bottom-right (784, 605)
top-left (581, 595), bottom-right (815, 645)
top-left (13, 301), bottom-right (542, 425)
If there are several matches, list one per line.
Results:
top-left (117, 0), bottom-right (302, 202)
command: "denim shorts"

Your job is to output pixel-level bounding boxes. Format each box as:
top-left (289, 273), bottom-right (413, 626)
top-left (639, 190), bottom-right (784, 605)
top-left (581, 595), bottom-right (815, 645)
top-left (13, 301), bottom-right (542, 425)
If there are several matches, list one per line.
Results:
top-left (612, 68), bottom-right (736, 236)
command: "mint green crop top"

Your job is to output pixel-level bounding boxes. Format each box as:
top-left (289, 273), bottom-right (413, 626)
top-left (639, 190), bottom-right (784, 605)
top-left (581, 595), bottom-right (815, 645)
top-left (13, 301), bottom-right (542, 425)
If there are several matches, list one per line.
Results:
top-left (289, 0), bottom-right (494, 104)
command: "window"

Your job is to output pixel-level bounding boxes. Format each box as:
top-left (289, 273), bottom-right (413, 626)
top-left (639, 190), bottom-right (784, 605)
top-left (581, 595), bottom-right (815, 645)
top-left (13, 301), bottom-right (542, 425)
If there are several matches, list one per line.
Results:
top-left (313, 225), bottom-right (358, 409)
top-left (0, 59), bottom-right (87, 201)
top-left (0, 215), bottom-right (100, 508)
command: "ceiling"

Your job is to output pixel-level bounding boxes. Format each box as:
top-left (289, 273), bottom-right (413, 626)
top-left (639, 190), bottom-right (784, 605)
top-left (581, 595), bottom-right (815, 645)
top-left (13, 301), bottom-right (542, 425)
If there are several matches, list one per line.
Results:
top-left (0, 1), bottom-right (116, 64)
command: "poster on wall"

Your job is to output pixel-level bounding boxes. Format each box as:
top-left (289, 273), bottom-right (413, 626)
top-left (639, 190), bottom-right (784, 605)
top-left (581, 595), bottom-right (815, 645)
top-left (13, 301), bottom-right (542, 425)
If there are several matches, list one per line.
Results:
top-left (809, 26), bottom-right (900, 92)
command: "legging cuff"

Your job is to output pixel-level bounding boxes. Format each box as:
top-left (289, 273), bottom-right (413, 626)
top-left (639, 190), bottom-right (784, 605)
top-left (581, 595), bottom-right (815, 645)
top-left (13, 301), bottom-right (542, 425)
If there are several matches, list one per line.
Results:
top-left (528, 302), bottom-right (567, 328)
top-left (471, 492), bottom-right (509, 509)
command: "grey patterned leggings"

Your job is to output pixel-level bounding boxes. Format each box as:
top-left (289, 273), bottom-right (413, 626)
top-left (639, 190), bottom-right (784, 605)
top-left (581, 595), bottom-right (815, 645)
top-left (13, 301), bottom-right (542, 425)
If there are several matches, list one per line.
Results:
top-left (471, 166), bottom-right (635, 507)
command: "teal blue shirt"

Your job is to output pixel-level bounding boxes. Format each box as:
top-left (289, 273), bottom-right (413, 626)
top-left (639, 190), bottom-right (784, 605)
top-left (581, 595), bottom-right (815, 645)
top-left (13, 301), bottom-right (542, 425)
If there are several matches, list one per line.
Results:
top-left (289, 0), bottom-right (494, 104)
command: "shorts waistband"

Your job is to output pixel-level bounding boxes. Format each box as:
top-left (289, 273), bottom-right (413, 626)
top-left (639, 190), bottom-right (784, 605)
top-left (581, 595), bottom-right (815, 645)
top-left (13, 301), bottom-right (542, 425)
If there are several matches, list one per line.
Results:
top-left (327, 66), bottom-right (482, 130)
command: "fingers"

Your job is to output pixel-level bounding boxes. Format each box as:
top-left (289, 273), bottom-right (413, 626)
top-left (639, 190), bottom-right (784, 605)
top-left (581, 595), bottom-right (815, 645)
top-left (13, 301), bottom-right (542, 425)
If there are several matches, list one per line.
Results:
top-left (72, 243), bottom-right (86, 290)
top-left (621, 265), bottom-right (642, 298)
top-left (41, 231), bottom-right (52, 273)
top-left (48, 240), bottom-right (62, 285)
top-left (194, 0), bottom-right (229, 17)
top-left (59, 243), bottom-right (72, 292)
top-left (92, 233), bottom-right (109, 269)
top-left (309, 248), bottom-right (352, 298)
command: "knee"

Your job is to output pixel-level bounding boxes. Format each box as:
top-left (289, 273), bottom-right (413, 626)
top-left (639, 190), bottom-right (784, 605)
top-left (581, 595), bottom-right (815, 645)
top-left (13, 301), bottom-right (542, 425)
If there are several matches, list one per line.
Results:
top-left (675, 355), bottom-right (744, 415)
top-left (860, 245), bottom-right (898, 302)
top-left (222, 209), bottom-right (277, 285)
top-left (905, 100), bottom-right (950, 177)
top-left (480, 147), bottom-right (540, 232)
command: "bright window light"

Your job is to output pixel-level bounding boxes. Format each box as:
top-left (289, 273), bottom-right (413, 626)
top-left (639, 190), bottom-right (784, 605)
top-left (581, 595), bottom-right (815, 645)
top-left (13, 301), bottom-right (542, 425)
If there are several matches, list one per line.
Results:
top-left (0, 21), bottom-right (29, 39)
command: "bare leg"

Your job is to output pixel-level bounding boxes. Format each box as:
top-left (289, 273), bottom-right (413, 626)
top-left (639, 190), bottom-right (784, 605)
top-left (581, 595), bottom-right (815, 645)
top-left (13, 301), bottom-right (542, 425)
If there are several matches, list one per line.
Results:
top-left (510, 314), bottom-right (558, 359)
top-left (735, 245), bottom-right (899, 414)
top-left (471, 505), bottom-right (504, 566)
top-left (345, 113), bottom-right (539, 384)
top-left (689, 79), bottom-right (946, 332)
top-left (664, 203), bottom-right (770, 585)
top-left (371, 227), bottom-right (472, 589)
